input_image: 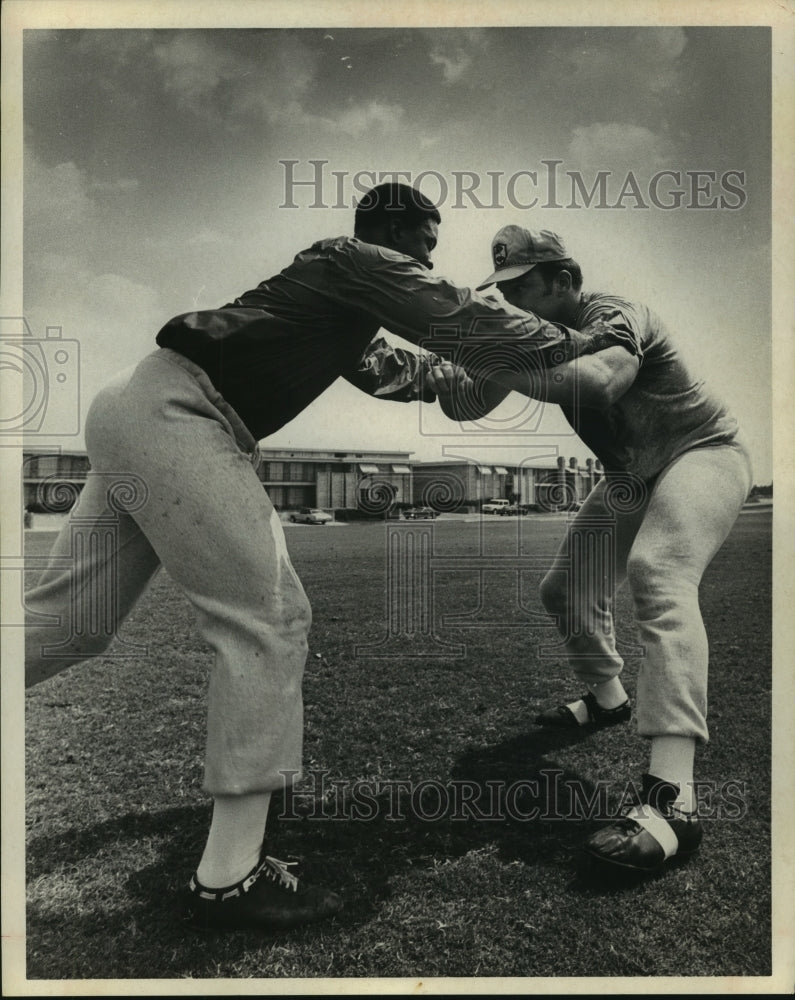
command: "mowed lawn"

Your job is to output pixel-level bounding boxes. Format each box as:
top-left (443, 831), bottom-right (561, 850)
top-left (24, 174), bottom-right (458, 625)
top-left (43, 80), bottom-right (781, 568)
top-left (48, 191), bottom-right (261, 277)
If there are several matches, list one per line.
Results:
top-left (23, 510), bottom-right (772, 982)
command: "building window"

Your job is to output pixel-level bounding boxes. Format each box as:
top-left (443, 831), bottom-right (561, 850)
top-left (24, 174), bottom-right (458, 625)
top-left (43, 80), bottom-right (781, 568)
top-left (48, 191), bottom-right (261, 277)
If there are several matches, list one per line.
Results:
top-left (267, 462), bottom-right (283, 481)
top-left (267, 485), bottom-right (285, 508)
top-left (37, 455), bottom-right (60, 477)
top-left (288, 486), bottom-right (310, 506)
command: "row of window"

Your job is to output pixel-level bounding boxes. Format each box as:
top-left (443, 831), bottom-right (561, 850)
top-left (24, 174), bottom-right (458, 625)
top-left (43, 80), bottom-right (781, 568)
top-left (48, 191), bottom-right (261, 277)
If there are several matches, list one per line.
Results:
top-left (264, 485), bottom-right (314, 508)
top-left (260, 462), bottom-right (316, 482)
top-left (24, 455), bottom-right (90, 477)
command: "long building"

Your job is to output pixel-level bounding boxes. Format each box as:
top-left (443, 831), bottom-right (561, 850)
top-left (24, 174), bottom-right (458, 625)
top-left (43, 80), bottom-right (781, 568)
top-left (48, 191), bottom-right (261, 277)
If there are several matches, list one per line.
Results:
top-left (411, 455), bottom-right (604, 511)
top-left (254, 448), bottom-right (414, 512)
top-left (21, 448), bottom-right (603, 515)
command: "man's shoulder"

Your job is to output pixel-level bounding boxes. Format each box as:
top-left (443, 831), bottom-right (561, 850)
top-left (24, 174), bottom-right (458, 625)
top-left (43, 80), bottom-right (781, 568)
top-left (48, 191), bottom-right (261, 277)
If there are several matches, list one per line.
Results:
top-left (578, 290), bottom-right (645, 316)
top-left (292, 235), bottom-right (353, 263)
top-left (297, 236), bottom-right (412, 265)
top-left (577, 291), bottom-right (656, 333)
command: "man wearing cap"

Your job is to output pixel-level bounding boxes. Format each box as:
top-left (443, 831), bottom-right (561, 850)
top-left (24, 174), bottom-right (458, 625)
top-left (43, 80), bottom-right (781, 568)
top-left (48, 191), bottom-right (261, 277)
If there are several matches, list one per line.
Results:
top-left (426, 223), bottom-right (752, 879)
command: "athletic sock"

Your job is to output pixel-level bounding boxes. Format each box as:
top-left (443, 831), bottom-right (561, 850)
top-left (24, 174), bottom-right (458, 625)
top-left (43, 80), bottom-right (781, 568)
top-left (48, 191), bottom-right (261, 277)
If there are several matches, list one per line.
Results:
top-left (587, 676), bottom-right (629, 710)
top-left (648, 736), bottom-right (697, 813)
top-left (196, 792), bottom-right (272, 889)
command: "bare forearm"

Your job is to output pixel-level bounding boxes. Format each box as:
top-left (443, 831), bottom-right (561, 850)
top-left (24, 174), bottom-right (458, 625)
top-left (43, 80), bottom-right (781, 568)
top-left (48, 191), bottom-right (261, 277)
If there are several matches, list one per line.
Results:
top-left (428, 346), bottom-right (638, 421)
top-left (488, 346), bottom-right (639, 409)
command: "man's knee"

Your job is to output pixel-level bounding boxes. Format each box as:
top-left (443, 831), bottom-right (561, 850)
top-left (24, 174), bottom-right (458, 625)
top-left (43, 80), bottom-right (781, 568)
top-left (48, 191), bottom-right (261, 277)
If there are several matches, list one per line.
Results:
top-left (25, 630), bottom-right (115, 687)
top-left (627, 548), bottom-right (693, 618)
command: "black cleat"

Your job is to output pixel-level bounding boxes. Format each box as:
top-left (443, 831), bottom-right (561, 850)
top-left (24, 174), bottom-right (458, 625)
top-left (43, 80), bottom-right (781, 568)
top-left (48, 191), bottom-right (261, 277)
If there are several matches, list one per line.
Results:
top-left (583, 773), bottom-right (702, 876)
top-left (535, 691), bottom-right (631, 730)
top-left (183, 854), bottom-right (343, 932)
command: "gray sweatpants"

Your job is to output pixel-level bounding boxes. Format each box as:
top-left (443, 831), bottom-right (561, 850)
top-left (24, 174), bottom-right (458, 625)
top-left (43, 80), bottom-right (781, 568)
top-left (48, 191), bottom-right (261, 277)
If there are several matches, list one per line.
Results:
top-left (539, 439), bottom-right (753, 742)
top-left (25, 349), bottom-right (312, 795)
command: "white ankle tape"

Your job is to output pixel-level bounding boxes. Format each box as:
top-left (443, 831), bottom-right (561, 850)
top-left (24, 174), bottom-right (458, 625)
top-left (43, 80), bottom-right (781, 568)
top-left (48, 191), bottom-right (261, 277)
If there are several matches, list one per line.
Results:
top-left (626, 805), bottom-right (679, 860)
top-left (565, 699), bottom-right (591, 725)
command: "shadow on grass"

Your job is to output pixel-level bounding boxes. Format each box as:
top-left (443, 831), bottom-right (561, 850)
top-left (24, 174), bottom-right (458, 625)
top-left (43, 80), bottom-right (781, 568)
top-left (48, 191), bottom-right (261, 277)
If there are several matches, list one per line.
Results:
top-left (26, 726), bottom-right (626, 977)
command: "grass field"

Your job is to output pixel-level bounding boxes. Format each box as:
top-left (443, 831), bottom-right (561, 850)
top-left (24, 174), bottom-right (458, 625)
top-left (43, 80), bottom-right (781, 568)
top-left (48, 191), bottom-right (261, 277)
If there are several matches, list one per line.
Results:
top-left (23, 510), bottom-right (772, 982)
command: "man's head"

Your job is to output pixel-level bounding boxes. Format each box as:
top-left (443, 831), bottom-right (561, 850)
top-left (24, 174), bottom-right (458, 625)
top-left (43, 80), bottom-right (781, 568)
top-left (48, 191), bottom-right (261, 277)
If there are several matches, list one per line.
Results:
top-left (354, 183), bottom-right (441, 269)
top-left (478, 224), bottom-right (582, 322)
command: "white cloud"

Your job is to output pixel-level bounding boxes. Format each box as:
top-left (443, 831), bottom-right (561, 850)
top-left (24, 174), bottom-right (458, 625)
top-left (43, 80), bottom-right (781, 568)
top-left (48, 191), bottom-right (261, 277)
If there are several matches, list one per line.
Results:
top-left (567, 122), bottom-right (675, 171)
top-left (75, 29), bottom-right (155, 66)
top-left (430, 48), bottom-right (472, 84)
top-left (85, 272), bottom-right (162, 319)
top-left (427, 29), bottom-right (487, 85)
top-left (333, 101), bottom-right (406, 137)
top-left (558, 27), bottom-right (688, 99)
top-left (23, 256), bottom-right (165, 447)
top-left (153, 34), bottom-right (225, 106)
top-left (636, 27), bottom-right (688, 61)
top-left (25, 151), bottom-right (96, 229)
top-left (631, 27), bottom-right (688, 92)
top-left (264, 96), bottom-right (407, 139)
top-left (90, 177), bottom-right (140, 193)
top-left (151, 32), bottom-right (319, 127)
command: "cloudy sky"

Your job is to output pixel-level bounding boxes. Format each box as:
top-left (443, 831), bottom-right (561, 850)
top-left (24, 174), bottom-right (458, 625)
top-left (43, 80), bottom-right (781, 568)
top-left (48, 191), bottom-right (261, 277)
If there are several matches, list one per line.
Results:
top-left (20, 24), bottom-right (772, 478)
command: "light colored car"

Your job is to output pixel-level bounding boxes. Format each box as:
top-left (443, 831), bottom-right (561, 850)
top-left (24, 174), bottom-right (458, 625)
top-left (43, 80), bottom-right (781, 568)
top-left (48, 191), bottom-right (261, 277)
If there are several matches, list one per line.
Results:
top-left (290, 507), bottom-right (333, 525)
top-left (481, 498), bottom-right (511, 514)
top-left (496, 503), bottom-right (520, 516)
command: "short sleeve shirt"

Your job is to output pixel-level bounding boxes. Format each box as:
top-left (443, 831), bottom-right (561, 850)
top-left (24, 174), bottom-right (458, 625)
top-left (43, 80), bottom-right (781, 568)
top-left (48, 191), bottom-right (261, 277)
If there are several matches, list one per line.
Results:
top-left (560, 292), bottom-right (740, 481)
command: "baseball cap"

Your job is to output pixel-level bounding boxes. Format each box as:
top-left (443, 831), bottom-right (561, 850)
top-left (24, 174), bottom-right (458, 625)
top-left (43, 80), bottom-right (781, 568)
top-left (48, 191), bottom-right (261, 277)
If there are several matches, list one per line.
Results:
top-left (477, 225), bottom-right (569, 290)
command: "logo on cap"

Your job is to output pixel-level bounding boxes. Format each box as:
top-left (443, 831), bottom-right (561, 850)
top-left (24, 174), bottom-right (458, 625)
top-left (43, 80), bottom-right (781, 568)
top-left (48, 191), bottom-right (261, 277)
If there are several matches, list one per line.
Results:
top-left (493, 243), bottom-right (507, 267)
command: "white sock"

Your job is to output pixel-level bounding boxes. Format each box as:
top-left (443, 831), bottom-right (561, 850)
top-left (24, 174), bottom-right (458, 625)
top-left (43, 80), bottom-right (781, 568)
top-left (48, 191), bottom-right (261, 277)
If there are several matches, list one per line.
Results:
top-left (649, 736), bottom-right (697, 813)
top-left (587, 676), bottom-right (628, 710)
top-left (196, 792), bottom-right (272, 889)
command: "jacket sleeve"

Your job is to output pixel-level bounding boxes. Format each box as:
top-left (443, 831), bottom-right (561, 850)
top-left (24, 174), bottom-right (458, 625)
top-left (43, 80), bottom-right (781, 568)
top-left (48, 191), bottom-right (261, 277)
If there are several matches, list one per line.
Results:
top-left (329, 241), bottom-right (605, 374)
top-left (344, 336), bottom-right (441, 402)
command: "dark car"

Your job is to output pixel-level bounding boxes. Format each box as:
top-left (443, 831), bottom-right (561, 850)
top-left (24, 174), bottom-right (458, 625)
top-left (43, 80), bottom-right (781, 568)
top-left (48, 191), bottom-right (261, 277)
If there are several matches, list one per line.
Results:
top-left (403, 507), bottom-right (440, 520)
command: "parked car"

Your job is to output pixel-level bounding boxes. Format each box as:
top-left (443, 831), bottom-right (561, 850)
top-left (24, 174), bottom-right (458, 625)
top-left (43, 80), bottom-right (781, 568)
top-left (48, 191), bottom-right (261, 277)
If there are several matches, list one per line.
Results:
top-left (290, 507), bottom-right (333, 524)
top-left (403, 506), bottom-right (440, 520)
top-left (496, 503), bottom-right (520, 516)
top-left (481, 498), bottom-right (511, 514)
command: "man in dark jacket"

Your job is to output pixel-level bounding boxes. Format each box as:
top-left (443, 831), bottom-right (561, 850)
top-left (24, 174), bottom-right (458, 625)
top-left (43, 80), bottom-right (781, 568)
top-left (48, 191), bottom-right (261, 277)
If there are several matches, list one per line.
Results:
top-left (25, 186), bottom-right (607, 932)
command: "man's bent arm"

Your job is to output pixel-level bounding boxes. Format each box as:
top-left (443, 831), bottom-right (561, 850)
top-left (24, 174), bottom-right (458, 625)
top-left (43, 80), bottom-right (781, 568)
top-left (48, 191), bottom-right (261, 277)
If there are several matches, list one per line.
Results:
top-left (489, 345), bottom-right (639, 409)
top-left (431, 346), bottom-right (639, 419)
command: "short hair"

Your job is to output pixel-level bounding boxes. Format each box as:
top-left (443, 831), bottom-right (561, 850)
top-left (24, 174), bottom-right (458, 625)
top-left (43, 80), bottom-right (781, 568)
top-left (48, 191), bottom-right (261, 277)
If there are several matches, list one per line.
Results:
top-left (354, 183), bottom-right (441, 237)
top-left (533, 258), bottom-right (584, 292)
